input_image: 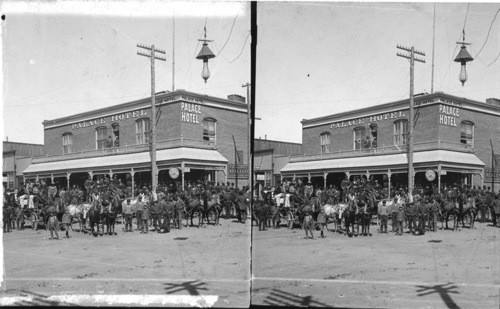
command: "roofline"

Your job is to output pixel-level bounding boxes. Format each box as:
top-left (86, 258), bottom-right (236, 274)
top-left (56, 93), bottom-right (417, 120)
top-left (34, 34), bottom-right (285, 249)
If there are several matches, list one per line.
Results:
top-left (301, 92), bottom-right (496, 126)
top-left (254, 138), bottom-right (303, 146)
top-left (3, 141), bottom-right (45, 147)
top-left (42, 89), bottom-right (248, 126)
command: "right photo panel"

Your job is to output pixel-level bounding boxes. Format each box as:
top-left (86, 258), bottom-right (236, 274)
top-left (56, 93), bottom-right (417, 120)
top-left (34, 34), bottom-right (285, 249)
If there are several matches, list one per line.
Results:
top-left (252, 2), bottom-right (500, 308)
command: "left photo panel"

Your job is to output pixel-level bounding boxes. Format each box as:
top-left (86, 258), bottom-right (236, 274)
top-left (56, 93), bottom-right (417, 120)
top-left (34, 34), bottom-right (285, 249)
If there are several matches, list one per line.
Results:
top-left (1, 1), bottom-right (251, 307)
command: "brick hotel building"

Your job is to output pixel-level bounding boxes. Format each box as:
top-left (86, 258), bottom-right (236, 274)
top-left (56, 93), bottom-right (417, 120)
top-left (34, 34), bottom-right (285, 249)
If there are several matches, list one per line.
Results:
top-left (280, 92), bottom-right (500, 194)
top-left (24, 90), bottom-right (250, 193)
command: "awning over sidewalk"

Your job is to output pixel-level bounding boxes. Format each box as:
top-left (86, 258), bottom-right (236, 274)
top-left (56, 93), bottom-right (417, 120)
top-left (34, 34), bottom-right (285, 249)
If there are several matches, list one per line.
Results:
top-left (280, 150), bottom-right (484, 174)
top-left (24, 147), bottom-right (228, 175)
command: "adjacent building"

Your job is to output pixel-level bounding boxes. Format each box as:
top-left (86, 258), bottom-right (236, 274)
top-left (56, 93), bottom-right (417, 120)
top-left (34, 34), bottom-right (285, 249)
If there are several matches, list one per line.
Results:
top-left (24, 90), bottom-right (250, 193)
top-left (280, 92), bottom-right (500, 194)
top-left (254, 138), bottom-right (303, 187)
top-left (3, 141), bottom-right (45, 190)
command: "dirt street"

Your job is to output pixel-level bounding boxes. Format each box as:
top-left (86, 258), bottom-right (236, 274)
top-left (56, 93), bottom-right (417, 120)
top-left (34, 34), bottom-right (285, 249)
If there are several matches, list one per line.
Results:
top-left (251, 221), bottom-right (499, 308)
top-left (0, 218), bottom-right (251, 307)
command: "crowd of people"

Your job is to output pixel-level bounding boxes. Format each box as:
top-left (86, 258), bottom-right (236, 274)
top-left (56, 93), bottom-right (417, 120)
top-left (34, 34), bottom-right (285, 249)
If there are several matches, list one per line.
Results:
top-left (3, 175), bottom-right (251, 239)
top-left (252, 177), bottom-right (500, 239)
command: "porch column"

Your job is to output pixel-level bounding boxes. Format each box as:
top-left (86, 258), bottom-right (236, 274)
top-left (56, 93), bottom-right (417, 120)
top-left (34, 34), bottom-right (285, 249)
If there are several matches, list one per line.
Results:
top-left (437, 164), bottom-right (441, 194)
top-left (480, 169), bottom-right (484, 189)
top-left (50, 174), bottom-right (55, 184)
top-left (323, 172), bottom-right (328, 189)
top-left (307, 173), bottom-right (311, 183)
top-left (387, 169), bottom-right (392, 198)
top-left (66, 173), bottom-right (71, 190)
top-left (131, 168), bottom-right (135, 197)
top-left (36, 175), bottom-right (39, 183)
top-left (109, 169), bottom-right (114, 178)
top-left (181, 162), bottom-right (185, 192)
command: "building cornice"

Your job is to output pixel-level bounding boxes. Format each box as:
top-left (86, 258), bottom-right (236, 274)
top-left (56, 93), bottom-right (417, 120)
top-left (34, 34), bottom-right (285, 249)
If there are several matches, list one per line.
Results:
top-left (302, 92), bottom-right (500, 129)
top-left (43, 90), bottom-right (248, 129)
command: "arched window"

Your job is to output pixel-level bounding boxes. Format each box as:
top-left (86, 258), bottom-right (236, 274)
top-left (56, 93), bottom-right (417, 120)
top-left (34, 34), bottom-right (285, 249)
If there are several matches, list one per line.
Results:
top-left (62, 132), bottom-right (72, 154)
top-left (320, 132), bottom-right (330, 153)
top-left (353, 127), bottom-right (366, 150)
top-left (393, 120), bottom-right (408, 146)
top-left (370, 124), bottom-right (378, 148)
top-left (202, 117), bottom-right (217, 145)
top-left (135, 118), bottom-right (150, 144)
top-left (95, 126), bottom-right (108, 149)
top-left (460, 121), bottom-right (474, 147)
top-left (112, 123), bottom-right (120, 147)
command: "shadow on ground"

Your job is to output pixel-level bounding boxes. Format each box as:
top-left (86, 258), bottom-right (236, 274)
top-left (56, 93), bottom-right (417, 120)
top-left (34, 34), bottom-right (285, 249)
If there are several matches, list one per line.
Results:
top-left (416, 283), bottom-right (460, 309)
top-left (164, 281), bottom-right (208, 296)
top-left (6, 290), bottom-right (79, 306)
top-left (259, 288), bottom-right (331, 307)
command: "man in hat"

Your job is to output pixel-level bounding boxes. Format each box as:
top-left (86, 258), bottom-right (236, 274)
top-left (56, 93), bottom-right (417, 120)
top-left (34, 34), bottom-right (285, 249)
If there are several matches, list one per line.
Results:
top-left (237, 190), bottom-right (248, 223)
top-left (122, 198), bottom-right (134, 232)
top-left (406, 200), bottom-right (417, 235)
top-left (378, 199), bottom-right (389, 233)
top-left (303, 211), bottom-right (314, 239)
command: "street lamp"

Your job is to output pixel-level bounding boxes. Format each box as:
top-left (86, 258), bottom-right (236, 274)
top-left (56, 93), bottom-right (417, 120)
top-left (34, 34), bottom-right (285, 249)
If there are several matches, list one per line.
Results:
top-left (454, 32), bottom-right (473, 87)
top-left (196, 27), bottom-right (216, 83)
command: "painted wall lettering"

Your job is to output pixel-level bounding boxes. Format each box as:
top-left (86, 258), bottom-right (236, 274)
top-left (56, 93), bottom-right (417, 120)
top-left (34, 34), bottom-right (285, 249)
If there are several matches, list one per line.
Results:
top-left (181, 102), bottom-right (201, 124)
top-left (330, 111), bottom-right (405, 129)
top-left (438, 104), bottom-right (459, 126)
top-left (71, 110), bottom-right (148, 130)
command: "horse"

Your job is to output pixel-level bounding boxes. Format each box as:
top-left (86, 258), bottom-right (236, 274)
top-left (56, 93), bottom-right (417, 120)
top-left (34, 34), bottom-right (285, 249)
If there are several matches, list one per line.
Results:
top-left (88, 205), bottom-right (102, 236)
top-left (322, 203), bottom-right (348, 233)
top-left (343, 200), bottom-right (358, 237)
top-left (66, 203), bottom-right (92, 232)
top-left (103, 204), bottom-right (117, 235)
top-left (459, 196), bottom-right (477, 229)
top-left (205, 194), bottom-right (222, 226)
top-left (359, 202), bottom-right (374, 236)
top-left (184, 195), bottom-right (202, 227)
top-left (439, 199), bottom-right (460, 230)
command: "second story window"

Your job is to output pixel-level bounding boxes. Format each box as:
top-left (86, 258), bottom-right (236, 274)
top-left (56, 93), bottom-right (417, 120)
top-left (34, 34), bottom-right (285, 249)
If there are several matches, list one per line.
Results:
top-left (62, 132), bottom-right (72, 154)
top-left (320, 132), bottom-right (330, 153)
top-left (394, 119), bottom-right (408, 146)
top-left (370, 124), bottom-right (378, 148)
top-left (96, 126), bottom-right (108, 150)
top-left (460, 121), bottom-right (474, 147)
top-left (353, 127), bottom-right (365, 150)
top-left (112, 123), bottom-right (120, 147)
top-left (136, 118), bottom-right (150, 144)
top-left (202, 118), bottom-right (217, 145)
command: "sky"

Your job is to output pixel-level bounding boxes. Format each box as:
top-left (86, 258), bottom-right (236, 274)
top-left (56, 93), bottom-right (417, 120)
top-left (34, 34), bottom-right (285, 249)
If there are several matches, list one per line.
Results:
top-left (1, 1), bottom-right (250, 145)
top-left (255, 2), bottom-right (500, 143)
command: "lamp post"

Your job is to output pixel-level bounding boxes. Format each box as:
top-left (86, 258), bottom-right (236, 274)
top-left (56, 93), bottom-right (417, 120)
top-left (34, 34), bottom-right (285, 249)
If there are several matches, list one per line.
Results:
top-left (454, 31), bottom-right (474, 86)
top-left (196, 27), bottom-right (216, 83)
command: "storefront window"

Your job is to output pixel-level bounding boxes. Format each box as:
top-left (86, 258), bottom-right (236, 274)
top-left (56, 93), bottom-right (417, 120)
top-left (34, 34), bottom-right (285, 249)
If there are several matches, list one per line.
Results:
top-left (203, 118), bottom-right (217, 145)
top-left (136, 118), bottom-right (150, 144)
top-left (460, 121), bottom-right (474, 147)
top-left (353, 127), bottom-right (365, 150)
top-left (95, 127), bottom-right (108, 149)
top-left (62, 132), bottom-right (72, 154)
top-left (393, 120), bottom-right (408, 146)
top-left (320, 132), bottom-right (330, 153)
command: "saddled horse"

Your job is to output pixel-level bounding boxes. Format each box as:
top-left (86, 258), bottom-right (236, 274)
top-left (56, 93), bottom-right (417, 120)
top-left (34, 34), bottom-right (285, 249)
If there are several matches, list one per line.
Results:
top-left (66, 203), bottom-right (92, 232)
top-left (459, 196), bottom-right (477, 229)
top-left (184, 195), bottom-right (202, 227)
top-left (103, 204), bottom-right (118, 235)
top-left (358, 202), bottom-right (374, 236)
top-left (205, 194), bottom-right (222, 226)
top-left (343, 200), bottom-right (359, 237)
top-left (322, 203), bottom-right (348, 233)
top-left (440, 198), bottom-right (460, 230)
top-left (88, 205), bottom-right (103, 236)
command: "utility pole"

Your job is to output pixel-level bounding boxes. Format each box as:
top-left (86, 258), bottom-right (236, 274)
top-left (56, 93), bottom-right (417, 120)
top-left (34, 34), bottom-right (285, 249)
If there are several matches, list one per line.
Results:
top-left (397, 45), bottom-right (425, 196)
top-left (242, 82), bottom-right (251, 188)
top-left (137, 43), bottom-right (166, 194)
top-left (431, 3), bottom-right (436, 94)
top-left (232, 135), bottom-right (239, 189)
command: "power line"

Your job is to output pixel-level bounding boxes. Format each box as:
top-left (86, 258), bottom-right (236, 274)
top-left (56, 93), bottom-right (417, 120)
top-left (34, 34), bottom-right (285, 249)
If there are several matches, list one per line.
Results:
top-left (474, 8), bottom-right (500, 59)
top-left (216, 2), bottom-right (243, 57)
top-left (227, 31), bottom-right (250, 64)
top-left (487, 49), bottom-right (500, 66)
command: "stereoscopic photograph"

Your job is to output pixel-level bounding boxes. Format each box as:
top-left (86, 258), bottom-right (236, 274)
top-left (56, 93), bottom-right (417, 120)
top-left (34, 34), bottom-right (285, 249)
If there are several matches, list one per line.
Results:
top-left (1, 1), bottom-right (251, 307)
